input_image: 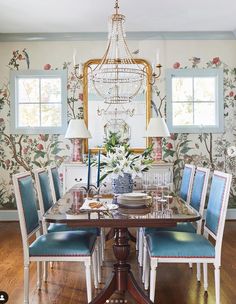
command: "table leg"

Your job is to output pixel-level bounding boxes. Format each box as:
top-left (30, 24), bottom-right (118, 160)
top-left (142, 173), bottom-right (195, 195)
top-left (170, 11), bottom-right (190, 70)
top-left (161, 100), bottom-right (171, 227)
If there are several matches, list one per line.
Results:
top-left (89, 228), bottom-right (152, 304)
top-left (105, 228), bottom-right (136, 243)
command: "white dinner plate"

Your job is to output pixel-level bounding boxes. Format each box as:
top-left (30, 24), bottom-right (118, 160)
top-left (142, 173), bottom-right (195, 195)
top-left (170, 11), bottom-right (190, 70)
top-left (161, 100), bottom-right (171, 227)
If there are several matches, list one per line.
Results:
top-left (121, 192), bottom-right (148, 200)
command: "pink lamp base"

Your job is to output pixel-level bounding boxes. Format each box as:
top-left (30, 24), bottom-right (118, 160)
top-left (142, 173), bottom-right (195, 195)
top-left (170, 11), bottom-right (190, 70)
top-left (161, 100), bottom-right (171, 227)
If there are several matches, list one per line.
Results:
top-left (71, 139), bottom-right (83, 162)
top-left (153, 137), bottom-right (163, 162)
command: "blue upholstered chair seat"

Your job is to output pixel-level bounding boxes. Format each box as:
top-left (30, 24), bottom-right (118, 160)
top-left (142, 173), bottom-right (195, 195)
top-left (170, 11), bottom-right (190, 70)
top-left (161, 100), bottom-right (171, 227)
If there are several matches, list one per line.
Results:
top-left (47, 223), bottom-right (100, 235)
top-left (29, 231), bottom-right (97, 257)
top-left (143, 222), bottom-right (196, 235)
top-left (146, 231), bottom-right (215, 258)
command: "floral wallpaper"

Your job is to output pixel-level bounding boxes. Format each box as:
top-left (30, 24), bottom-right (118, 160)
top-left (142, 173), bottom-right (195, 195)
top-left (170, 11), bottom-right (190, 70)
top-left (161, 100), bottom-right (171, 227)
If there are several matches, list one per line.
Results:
top-left (0, 49), bottom-right (235, 209)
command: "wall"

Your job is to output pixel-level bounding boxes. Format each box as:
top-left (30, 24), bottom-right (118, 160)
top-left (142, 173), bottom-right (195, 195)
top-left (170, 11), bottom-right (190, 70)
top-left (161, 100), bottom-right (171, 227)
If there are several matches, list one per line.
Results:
top-left (0, 39), bottom-right (235, 209)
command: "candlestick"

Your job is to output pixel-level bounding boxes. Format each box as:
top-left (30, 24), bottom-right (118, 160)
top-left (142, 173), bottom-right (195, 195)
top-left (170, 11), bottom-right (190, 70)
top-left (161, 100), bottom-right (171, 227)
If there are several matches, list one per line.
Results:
top-left (87, 150), bottom-right (91, 191)
top-left (73, 49), bottom-right (77, 67)
top-left (97, 150), bottom-right (101, 188)
top-left (156, 49), bottom-right (160, 65)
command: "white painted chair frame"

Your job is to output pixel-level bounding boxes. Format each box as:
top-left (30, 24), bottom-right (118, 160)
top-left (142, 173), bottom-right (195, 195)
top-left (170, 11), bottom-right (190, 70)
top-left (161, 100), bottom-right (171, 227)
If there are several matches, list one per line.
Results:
top-left (138, 164), bottom-right (196, 268)
top-left (13, 171), bottom-right (99, 304)
top-left (181, 164), bottom-right (196, 204)
top-left (35, 167), bottom-right (102, 284)
top-left (188, 167), bottom-right (210, 274)
top-left (48, 165), bottom-right (106, 264)
top-left (143, 171), bottom-right (232, 304)
top-left (48, 165), bottom-right (61, 204)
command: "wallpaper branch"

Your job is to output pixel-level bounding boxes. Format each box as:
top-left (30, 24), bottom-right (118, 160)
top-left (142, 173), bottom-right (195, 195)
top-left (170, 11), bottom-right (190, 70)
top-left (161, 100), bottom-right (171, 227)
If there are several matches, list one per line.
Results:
top-left (0, 49), bottom-right (235, 209)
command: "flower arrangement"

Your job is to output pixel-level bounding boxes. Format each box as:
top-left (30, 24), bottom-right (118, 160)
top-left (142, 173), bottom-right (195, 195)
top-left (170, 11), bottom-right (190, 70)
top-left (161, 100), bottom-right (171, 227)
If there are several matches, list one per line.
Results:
top-left (99, 144), bottom-right (153, 182)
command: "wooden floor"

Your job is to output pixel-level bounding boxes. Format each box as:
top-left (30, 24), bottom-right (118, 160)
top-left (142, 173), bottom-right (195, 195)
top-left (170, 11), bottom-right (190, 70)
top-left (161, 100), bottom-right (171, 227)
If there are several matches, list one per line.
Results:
top-left (0, 222), bottom-right (236, 304)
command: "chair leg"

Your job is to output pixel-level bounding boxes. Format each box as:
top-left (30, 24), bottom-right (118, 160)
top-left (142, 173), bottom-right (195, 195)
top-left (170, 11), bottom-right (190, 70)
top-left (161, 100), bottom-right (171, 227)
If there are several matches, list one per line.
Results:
top-left (100, 229), bottom-right (105, 261)
top-left (203, 263), bottom-right (208, 291)
top-left (85, 261), bottom-right (92, 303)
top-left (189, 262), bottom-right (193, 268)
top-left (142, 239), bottom-right (147, 284)
top-left (136, 228), bottom-right (139, 251)
top-left (144, 249), bottom-right (150, 290)
top-left (96, 244), bottom-right (102, 283)
top-left (214, 264), bottom-right (220, 304)
top-left (150, 260), bottom-right (157, 303)
top-left (92, 251), bottom-right (98, 289)
top-left (138, 230), bottom-right (144, 266)
top-left (24, 263), bottom-right (30, 304)
top-left (43, 262), bottom-right (48, 282)
top-left (197, 263), bottom-right (201, 281)
top-left (101, 228), bottom-right (105, 250)
top-left (37, 261), bottom-right (42, 290)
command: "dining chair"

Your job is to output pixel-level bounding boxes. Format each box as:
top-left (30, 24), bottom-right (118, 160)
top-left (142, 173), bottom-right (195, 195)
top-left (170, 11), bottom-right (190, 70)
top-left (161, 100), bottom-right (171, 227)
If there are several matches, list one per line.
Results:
top-left (143, 170), bottom-right (232, 303)
top-left (13, 171), bottom-right (99, 304)
top-left (48, 165), bottom-right (62, 203)
top-left (47, 165), bottom-right (106, 263)
top-left (179, 164), bottom-right (195, 204)
top-left (34, 167), bottom-right (101, 282)
top-left (141, 167), bottom-right (210, 279)
top-left (138, 164), bottom-right (196, 267)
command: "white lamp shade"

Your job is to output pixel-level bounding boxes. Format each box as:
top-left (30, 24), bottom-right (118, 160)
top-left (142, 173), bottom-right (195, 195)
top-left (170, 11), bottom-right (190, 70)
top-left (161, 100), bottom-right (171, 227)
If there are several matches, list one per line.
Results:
top-left (145, 117), bottom-right (170, 138)
top-left (65, 119), bottom-right (91, 139)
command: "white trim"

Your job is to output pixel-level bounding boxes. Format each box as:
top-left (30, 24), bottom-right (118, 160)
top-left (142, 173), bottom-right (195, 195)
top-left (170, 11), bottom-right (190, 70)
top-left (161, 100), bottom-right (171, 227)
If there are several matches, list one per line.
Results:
top-left (166, 68), bottom-right (224, 134)
top-left (0, 31), bottom-right (235, 42)
top-left (1, 208), bottom-right (236, 221)
top-left (0, 210), bottom-right (41, 221)
top-left (10, 69), bottom-right (68, 135)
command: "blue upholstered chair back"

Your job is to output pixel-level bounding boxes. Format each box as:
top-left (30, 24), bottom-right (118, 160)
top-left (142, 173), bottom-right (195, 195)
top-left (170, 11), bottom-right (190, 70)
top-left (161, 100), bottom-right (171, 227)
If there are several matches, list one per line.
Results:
top-left (17, 175), bottom-right (40, 235)
top-left (190, 169), bottom-right (206, 212)
top-left (205, 173), bottom-right (228, 236)
top-left (51, 167), bottom-right (61, 201)
top-left (179, 165), bottom-right (195, 202)
top-left (38, 171), bottom-right (54, 213)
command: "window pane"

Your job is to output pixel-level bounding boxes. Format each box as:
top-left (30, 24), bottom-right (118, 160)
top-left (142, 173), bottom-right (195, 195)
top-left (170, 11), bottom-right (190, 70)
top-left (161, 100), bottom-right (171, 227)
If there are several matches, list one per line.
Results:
top-left (172, 77), bottom-right (193, 102)
top-left (18, 78), bottom-right (39, 103)
top-left (41, 78), bottom-right (61, 103)
top-left (18, 104), bottom-right (40, 127)
top-left (41, 104), bottom-right (61, 127)
top-left (173, 103), bottom-right (193, 125)
top-left (194, 77), bottom-right (215, 101)
top-left (194, 103), bottom-right (216, 125)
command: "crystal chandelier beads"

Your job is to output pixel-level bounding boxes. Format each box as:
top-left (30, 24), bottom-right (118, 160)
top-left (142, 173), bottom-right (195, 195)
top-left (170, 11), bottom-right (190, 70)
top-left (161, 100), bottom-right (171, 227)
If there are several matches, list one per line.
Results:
top-left (90, 0), bottom-right (146, 104)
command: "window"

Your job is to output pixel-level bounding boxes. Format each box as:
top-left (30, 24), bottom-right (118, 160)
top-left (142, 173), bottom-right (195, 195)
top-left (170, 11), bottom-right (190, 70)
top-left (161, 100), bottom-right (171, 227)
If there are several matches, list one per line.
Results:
top-left (166, 68), bottom-right (224, 133)
top-left (10, 70), bottom-right (67, 134)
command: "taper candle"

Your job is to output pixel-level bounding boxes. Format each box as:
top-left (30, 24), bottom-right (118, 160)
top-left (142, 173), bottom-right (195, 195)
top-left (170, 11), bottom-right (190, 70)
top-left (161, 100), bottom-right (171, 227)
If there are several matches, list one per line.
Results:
top-left (87, 150), bottom-right (91, 191)
top-left (97, 150), bottom-right (101, 188)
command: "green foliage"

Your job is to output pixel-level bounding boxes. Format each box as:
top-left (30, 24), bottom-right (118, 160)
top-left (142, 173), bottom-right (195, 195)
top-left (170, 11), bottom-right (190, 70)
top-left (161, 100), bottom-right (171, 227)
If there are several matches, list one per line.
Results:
top-left (104, 131), bottom-right (129, 153)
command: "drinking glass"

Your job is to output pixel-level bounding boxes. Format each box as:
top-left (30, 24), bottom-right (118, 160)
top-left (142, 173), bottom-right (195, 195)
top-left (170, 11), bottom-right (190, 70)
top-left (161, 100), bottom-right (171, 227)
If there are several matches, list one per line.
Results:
top-left (142, 172), bottom-right (150, 193)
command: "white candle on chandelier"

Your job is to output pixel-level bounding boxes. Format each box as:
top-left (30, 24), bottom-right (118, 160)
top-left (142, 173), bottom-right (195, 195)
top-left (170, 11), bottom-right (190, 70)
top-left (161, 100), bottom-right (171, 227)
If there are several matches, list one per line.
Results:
top-left (73, 49), bottom-right (77, 67)
top-left (152, 62), bottom-right (155, 72)
top-left (78, 62), bottom-right (82, 75)
top-left (156, 50), bottom-right (160, 65)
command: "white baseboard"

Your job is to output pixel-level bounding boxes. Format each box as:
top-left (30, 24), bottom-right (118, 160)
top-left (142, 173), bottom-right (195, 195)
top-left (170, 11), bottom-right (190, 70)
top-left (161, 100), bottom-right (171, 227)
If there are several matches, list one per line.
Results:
top-left (0, 209), bottom-right (236, 221)
top-left (0, 210), bottom-right (41, 221)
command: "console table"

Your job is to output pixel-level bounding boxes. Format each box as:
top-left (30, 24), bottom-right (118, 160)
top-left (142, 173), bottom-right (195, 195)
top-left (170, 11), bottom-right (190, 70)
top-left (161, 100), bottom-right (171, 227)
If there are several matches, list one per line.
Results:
top-left (61, 162), bottom-right (174, 194)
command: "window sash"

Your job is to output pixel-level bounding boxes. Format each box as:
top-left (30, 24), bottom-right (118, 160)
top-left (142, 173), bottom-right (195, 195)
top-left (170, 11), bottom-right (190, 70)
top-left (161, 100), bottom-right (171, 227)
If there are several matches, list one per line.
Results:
top-left (166, 68), bottom-right (224, 133)
top-left (10, 70), bottom-right (67, 135)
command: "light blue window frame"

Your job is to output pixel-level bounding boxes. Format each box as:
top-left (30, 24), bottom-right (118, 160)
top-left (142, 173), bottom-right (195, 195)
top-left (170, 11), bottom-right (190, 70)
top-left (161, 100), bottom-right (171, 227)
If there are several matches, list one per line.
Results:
top-left (10, 69), bottom-right (67, 134)
top-left (166, 68), bottom-right (224, 133)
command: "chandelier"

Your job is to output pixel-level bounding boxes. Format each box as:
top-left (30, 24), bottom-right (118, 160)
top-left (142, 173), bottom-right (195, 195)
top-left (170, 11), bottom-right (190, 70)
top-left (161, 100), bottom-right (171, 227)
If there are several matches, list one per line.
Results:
top-left (90, 0), bottom-right (146, 104)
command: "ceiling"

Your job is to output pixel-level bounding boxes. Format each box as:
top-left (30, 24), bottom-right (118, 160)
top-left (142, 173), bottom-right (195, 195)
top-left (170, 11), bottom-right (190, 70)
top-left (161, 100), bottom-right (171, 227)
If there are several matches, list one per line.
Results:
top-left (0, 0), bottom-right (235, 33)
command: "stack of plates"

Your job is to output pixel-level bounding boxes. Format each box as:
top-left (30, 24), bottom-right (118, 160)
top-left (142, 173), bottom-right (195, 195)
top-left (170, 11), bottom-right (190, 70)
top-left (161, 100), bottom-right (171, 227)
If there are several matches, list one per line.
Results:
top-left (117, 192), bottom-right (151, 208)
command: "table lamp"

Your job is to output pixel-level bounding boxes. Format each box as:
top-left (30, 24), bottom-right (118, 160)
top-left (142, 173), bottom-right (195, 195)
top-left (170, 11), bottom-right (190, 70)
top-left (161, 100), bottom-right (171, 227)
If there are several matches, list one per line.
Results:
top-left (65, 119), bottom-right (91, 162)
top-left (145, 117), bottom-right (170, 162)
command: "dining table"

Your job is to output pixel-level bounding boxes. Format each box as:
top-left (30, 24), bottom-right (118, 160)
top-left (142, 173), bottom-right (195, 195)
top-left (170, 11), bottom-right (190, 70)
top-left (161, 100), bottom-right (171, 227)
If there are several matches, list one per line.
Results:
top-left (44, 186), bottom-right (200, 304)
